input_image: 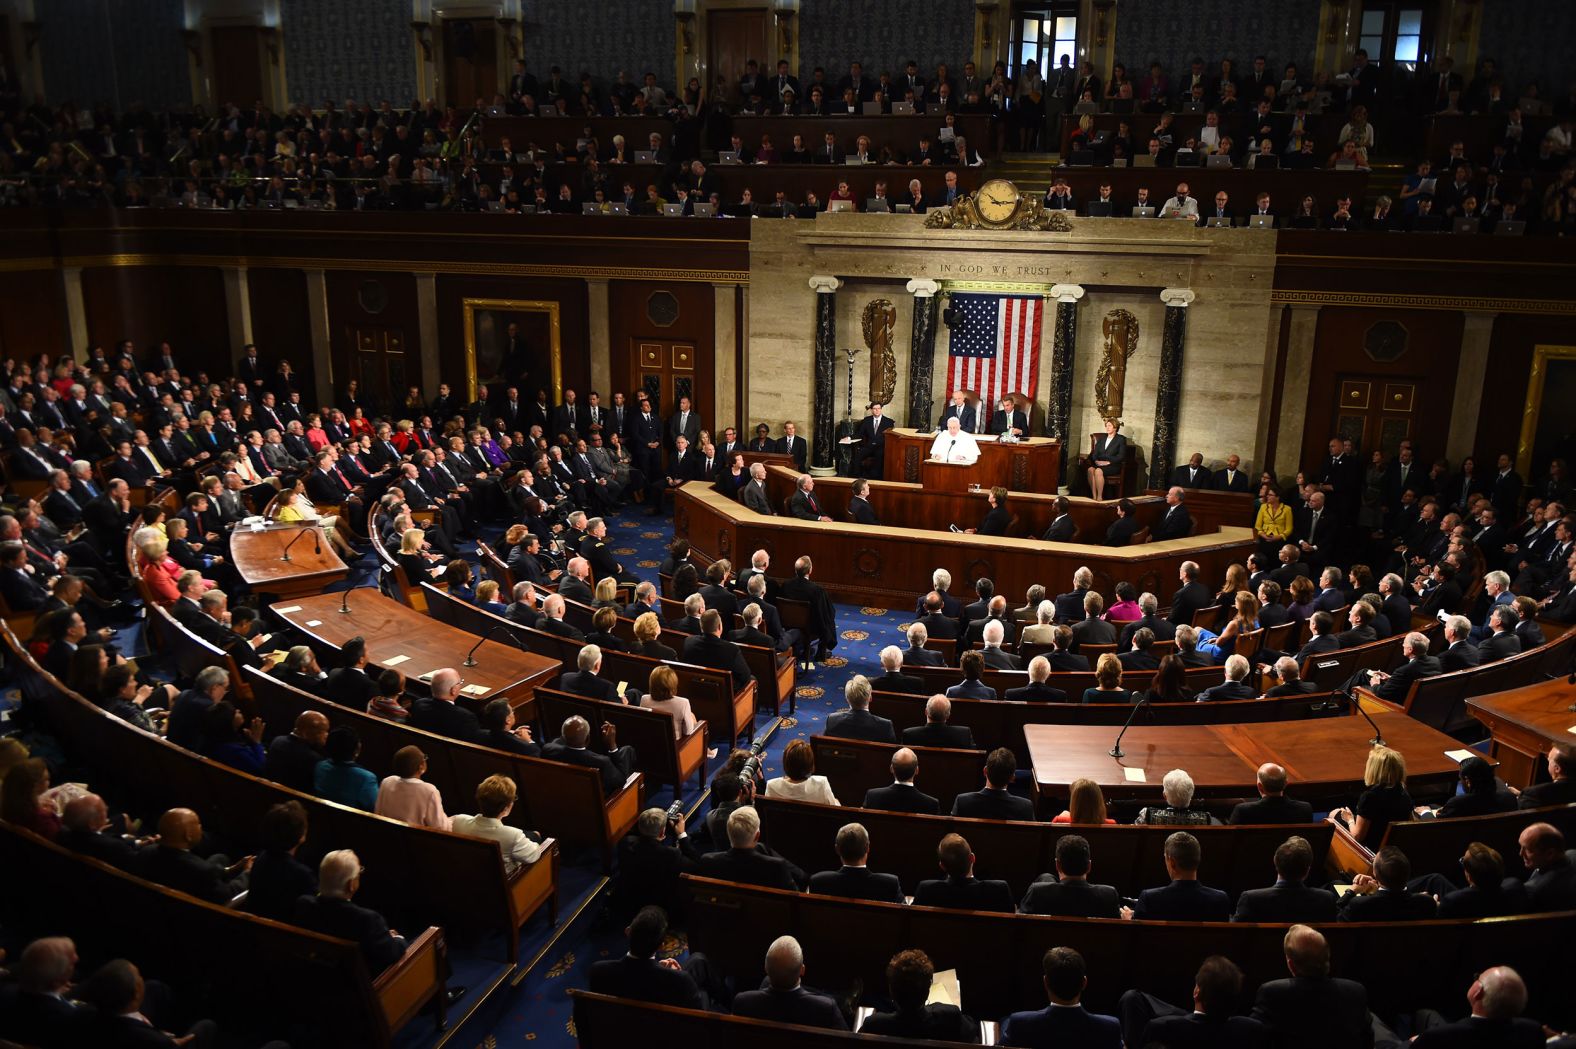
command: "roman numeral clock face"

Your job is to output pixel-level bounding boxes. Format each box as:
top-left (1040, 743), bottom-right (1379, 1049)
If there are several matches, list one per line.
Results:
top-left (975, 178), bottom-right (1021, 227)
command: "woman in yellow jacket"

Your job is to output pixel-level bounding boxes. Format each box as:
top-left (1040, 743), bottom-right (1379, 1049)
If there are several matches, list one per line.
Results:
top-left (274, 482), bottom-right (356, 560)
top-left (1254, 484), bottom-right (1293, 561)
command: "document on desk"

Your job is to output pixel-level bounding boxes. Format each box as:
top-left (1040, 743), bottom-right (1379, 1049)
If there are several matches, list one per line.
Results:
top-left (274, 605), bottom-right (303, 614)
top-left (1124, 767), bottom-right (1147, 782)
top-left (1443, 749), bottom-right (1476, 763)
top-left (384, 654), bottom-right (411, 666)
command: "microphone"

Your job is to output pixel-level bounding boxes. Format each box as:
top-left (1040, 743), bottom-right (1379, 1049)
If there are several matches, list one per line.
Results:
top-left (1336, 686), bottom-right (1386, 746)
top-left (338, 584), bottom-right (352, 615)
top-left (1109, 694), bottom-right (1152, 758)
top-left (278, 526), bottom-right (320, 562)
top-left (948, 438), bottom-right (956, 460)
top-left (463, 623), bottom-right (527, 668)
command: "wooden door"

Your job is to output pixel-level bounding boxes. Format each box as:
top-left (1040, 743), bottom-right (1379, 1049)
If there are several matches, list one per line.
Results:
top-left (348, 327), bottom-right (409, 411)
top-left (209, 26), bottom-right (265, 108)
top-left (1333, 374), bottom-right (1421, 458)
top-left (706, 8), bottom-right (771, 107)
top-left (442, 18), bottom-right (499, 106)
top-left (629, 339), bottom-right (700, 419)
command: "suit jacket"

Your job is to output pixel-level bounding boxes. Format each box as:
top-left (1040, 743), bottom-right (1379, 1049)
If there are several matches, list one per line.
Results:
top-left (901, 723), bottom-right (976, 749)
top-left (980, 645), bottom-right (1022, 670)
top-left (1371, 655), bottom-right (1442, 702)
top-left (1170, 582), bottom-right (1214, 627)
top-left (1213, 467), bottom-right (1253, 493)
top-left (1154, 504), bottom-right (1193, 541)
top-left (407, 697), bottom-right (484, 744)
top-left (1229, 794), bottom-right (1313, 825)
top-left (1119, 614), bottom-right (1177, 646)
top-left (1411, 1016), bottom-right (1546, 1049)
top-left (1071, 617), bottom-right (1117, 649)
top-left (732, 986), bottom-right (848, 1030)
top-left (862, 781), bottom-right (942, 814)
top-left (696, 846), bottom-right (799, 891)
top-left (1002, 1005), bottom-right (1123, 1049)
top-left (1197, 679), bottom-right (1258, 702)
top-left (868, 671), bottom-right (925, 695)
top-left (1141, 1012), bottom-right (1270, 1049)
top-left (741, 479), bottom-right (773, 514)
top-left (1233, 881), bottom-right (1339, 923)
top-left (806, 865), bottom-right (905, 903)
top-left (680, 633), bottom-right (753, 690)
top-left (1019, 877), bottom-right (1122, 917)
top-left (777, 435), bottom-right (808, 471)
top-left (952, 787), bottom-right (1035, 822)
top-left (788, 489), bottom-right (828, 521)
top-left (917, 611), bottom-right (959, 639)
top-left (824, 707), bottom-right (896, 743)
top-left (138, 845), bottom-right (248, 905)
top-left (1337, 887), bottom-right (1438, 922)
top-left (902, 644), bottom-right (946, 666)
top-left (1004, 681), bottom-right (1070, 703)
top-left (913, 875), bottom-right (1015, 912)
top-left (560, 669), bottom-right (626, 704)
top-left (1250, 976), bottom-right (1372, 1049)
top-left (1134, 879), bottom-right (1232, 921)
top-left (861, 1004), bottom-right (980, 1043)
top-left (1043, 514), bottom-right (1077, 542)
top-left (263, 733), bottom-right (325, 794)
top-left (1477, 631), bottom-right (1521, 663)
top-left (587, 955), bottom-right (704, 1010)
top-left (939, 403), bottom-right (977, 433)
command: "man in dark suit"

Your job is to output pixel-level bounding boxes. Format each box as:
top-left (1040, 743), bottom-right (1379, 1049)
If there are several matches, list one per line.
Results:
top-left (1213, 454), bottom-right (1253, 493)
top-left (1476, 605), bottom-right (1523, 663)
top-left (561, 644), bottom-right (641, 705)
top-left (588, 906), bottom-right (707, 1009)
top-left (938, 391), bottom-right (976, 434)
top-left (1336, 846), bottom-right (1438, 922)
top-left (1042, 495), bottom-right (1077, 541)
top-left (680, 610), bottom-right (753, 691)
top-left (913, 832), bottom-right (1015, 912)
top-left (900, 696), bottom-right (977, 750)
top-left (989, 396), bottom-right (1029, 439)
top-left (1489, 453), bottom-right (1523, 523)
top-left (978, 620), bottom-right (1021, 669)
top-left (1132, 831), bottom-right (1232, 921)
top-left (536, 594), bottom-right (587, 642)
top-left (1170, 451), bottom-right (1213, 490)
top-left (1004, 656), bottom-right (1070, 702)
top-left (1518, 743), bottom-right (1576, 809)
top-left (1295, 492), bottom-right (1335, 572)
top-left (1118, 628), bottom-right (1163, 672)
top-left (293, 849), bottom-right (407, 975)
top-left (1197, 655), bottom-right (1260, 701)
top-left (1287, 611), bottom-right (1341, 666)
top-left (137, 809), bottom-right (250, 905)
top-left (902, 623), bottom-right (947, 666)
top-left (915, 592), bottom-right (959, 639)
top-left (863, 747), bottom-right (944, 814)
top-left (868, 645), bottom-right (925, 695)
top-left (1119, 594), bottom-right (1176, 646)
top-left (732, 935), bottom-right (848, 1030)
top-left (776, 420), bottom-right (808, 472)
top-left (696, 806), bottom-right (800, 890)
top-left (1360, 631), bottom-right (1441, 701)
top-left (824, 676), bottom-right (896, 742)
top-left (1229, 763), bottom-right (1314, 825)
top-left (1002, 947), bottom-right (1123, 1049)
top-left (1169, 561), bottom-right (1213, 627)
top-left (1154, 486), bottom-right (1194, 541)
top-left (1121, 954), bottom-right (1270, 1049)
top-left (951, 748), bottom-right (1034, 821)
top-left (1019, 835), bottom-right (1122, 917)
top-left (261, 711), bottom-right (330, 795)
top-left (407, 670), bottom-right (485, 744)
top-left (1410, 966), bottom-right (1546, 1048)
top-left (806, 823), bottom-right (905, 903)
top-left (540, 714), bottom-right (637, 796)
top-left (853, 403), bottom-right (895, 478)
top-left (1232, 836), bottom-right (1338, 922)
top-left (1250, 924), bottom-right (1372, 1049)
top-left (846, 478), bottom-right (879, 524)
top-left (1046, 625), bottom-right (1092, 670)
top-left (1054, 567), bottom-right (1093, 623)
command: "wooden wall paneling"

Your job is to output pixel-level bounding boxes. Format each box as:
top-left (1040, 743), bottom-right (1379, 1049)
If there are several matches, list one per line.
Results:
top-left (0, 270), bottom-right (69, 361)
top-left (1297, 307), bottom-right (1463, 476)
top-left (244, 268), bottom-right (314, 397)
top-left (608, 280), bottom-right (715, 421)
top-left (79, 265), bottom-right (230, 367)
top-left (433, 275), bottom-right (590, 402)
top-left (208, 27), bottom-right (265, 111)
top-left (324, 271), bottom-right (419, 413)
top-left (1479, 314), bottom-right (1574, 468)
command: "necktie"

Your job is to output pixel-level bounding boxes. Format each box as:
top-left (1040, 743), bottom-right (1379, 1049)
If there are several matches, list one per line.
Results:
top-left (1312, 510), bottom-right (1321, 536)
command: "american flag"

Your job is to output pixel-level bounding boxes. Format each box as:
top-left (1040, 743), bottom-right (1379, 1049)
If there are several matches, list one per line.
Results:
top-left (946, 293), bottom-right (1043, 429)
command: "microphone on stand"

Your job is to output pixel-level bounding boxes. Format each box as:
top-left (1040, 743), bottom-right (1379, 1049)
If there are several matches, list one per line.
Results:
top-left (463, 623), bottom-right (527, 668)
top-left (338, 584), bottom-right (352, 615)
top-left (1109, 694), bottom-right (1152, 758)
top-left (279, 526), bottom-right (320, 562)
top-left (1336, 686), bottom-right (1386, 746)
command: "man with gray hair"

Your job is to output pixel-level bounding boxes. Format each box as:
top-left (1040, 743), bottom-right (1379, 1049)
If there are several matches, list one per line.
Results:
top-left (506, 580), bottom-right (540, 627)
top-left (788, 473), bottom-right (831, 521)
top-left (1119, 591), bottom-right (1176, 647)
top-left (559, 555), bottom-right (594, 604)
top-left (611, 807), bottom-right (701, 921)
top-left (901, 697), bottom-right (975, 751)
top-left (694, 805), bottom-right (800, 890)
top-left (669, 592), bottom-right (705, 635)
top-left (294, 849), bottom-right (407, 973)
top-left (732, 935), bottom-right (848, 1028)
top-left (808, 822), bottom-right (906, 902)
top-left (1005, 655), bottom-right (1070, 702)
top-left (825, 675), bottom-right (896, 742)
top-left (742, 461), bottom-right (773, 515)
top-left (903, 621), bottom-right (945, 666)
top-left (870, 644), bottom-right (925, 694)
top-left (541, 713), bottom-right (637, 794)
top-left (980, 618), bottom-right (1022, 669)
top-left (1196, 655), bottom-right (1255, 701)
top-left (1408, 965), bottom-right (1544, 1046)
top-left (1469, 569), bottom-right (1514, 642)
top-left (1361, 631), bottom-right (1441, 701)
top-left (915, 567), bottom-right (960, 618)
top-left (1263, 656), bottom-right (1316, 697)
top-left (537, 592), bottom-right (586, 641)
top-left (6, 937), bottom-right (87, 1044)
top-left (1055, 566), bottom-right (1094, 622)
top-left (561, 643), bottom-right (637, 704)
top-left (1440, 613), bottom-right (1480, 672)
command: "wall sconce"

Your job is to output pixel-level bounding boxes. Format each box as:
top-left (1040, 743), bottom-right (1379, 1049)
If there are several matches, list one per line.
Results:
top-left (259, 26), bottom-right (280, 66)
top-left (675, 11), bottom-right (695, 56)
top-left (1091, 0), bottom-right (1114, 47)
top-left (181, 29), bottom-right (203, 69)
top-left (496, 17), bottom-right (519, 57)
top-left (410, 20), bottom-right (432, 61)
top-left (1324, 0), bottom-right (1349, 46)
top-left (977, 2), bottom-right (997, 50)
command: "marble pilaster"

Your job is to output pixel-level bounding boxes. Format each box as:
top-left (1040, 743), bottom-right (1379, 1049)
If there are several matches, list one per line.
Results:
top-left (1150, 288), bottom-right (1195, 488)
top-left (904, 278), bottom-right (940, 428)
top-left (808, 275), bottom-right (842, 475)
top-left (1046, 283), bottom-right (1085, 481)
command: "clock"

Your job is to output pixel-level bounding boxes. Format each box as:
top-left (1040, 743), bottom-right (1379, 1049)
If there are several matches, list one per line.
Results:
top-left (974, 178), bottom-right (1022, 228)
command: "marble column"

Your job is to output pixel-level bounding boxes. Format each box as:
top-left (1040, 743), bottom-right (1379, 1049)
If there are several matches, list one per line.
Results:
top-left (1446, 312), bottom-right (1497, 463)
top-left (304, 268), bottom-right (334, 409)
top-left (1150, 288), bottom-right (1196, 490)
top-left (414, 273), bottom-right (440, 401)
top-left (1045, 283), bottom-right (1085, 482)
top-left (808, 275), bottom-right (842, 476)
top-left (904, 278), bottom-right (940, 428)
top-left (586, 278), bottom-right (612, 398)
top-left (1274, 305), bottom-right (1320, 481)
top-left (59, 267), bottom-right (88, 361)
top-left (712, 282), bottom-right (739, 435)
top-left (221, 266), bottom-right (253, 351)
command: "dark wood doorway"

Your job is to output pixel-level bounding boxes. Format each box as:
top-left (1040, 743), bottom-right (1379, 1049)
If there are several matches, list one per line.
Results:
top-left (706, 8), bottom-right (771, 107)
top-left (209, 27), bottom-right (265, 108)
top-left (628, 339), bottom-right (701, 419)
top-left (1332, 373), bottom-right (1423, 459)
top-left (442, 17), bottom-right (498, 107)
top-left (348, 327), bottom-right (410, 412)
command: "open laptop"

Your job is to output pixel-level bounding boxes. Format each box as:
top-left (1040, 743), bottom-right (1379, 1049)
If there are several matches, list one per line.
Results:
top-left (1068, 150), bottom-right (1095, 166)
top-left (1204, 216), bottom-right (1232, 228)
top-left (1084, 201), bottom-right (1113, 216)
top-left (1452, 217), bottom-right (1481, 234)
top-left (842, 155), bottom-right (865, 165)
top-left (894, 203), bottom-right (912, 213)
top-left (1247, 214), bottom-right (1275, 229)
top-left (892, 100), bottom-right (914, 114)
top-left (1205, 153), bottom-right (1233, 169)
top-left (581, 202), bottom-right (602, 215)
top-left (718, 150), bottom-right (740, 164)
top-left (827, 199), bottom-right (854, 213)
top-left (634, 150), bottom-right (658, 163)
top-left (1182, 99), bottom-right (1205, 113)
top-left (486, 105), bottom-right (506, 117)
top-left (485, 200), bottom-right (504, 212)
top-left (1133, 154), bottom-right (1157, 167)
top-left (662, 203), bottom-right (684, 217)
top-left (861, 101), bottom-right (883, 116)
top-left (692, 202), bottom-right (716, 217)
top-left (1172, 149), bottom-right (1199, 166)
top-left (607, 202), bottom-right (628, 216)
top-left (865, 198), bottom-right (890, 212)
top-left (1131, 205), bottom-right (1156, 218)
top-left (1334, 159), bottom-right (1357, 170)
top-left (518, 204), bottom-right (537, 214)
top-left (1073, 100), bottom-right (1099, 114)
top-left (1493, 220), bottom-right (1526, 235)
top-left (1251, 154), bottom-right (1280, 170)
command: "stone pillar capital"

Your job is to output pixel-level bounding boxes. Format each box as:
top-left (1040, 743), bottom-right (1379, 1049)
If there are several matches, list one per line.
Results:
top-left (808, 275), bottom-right (843, 294)
top-left (1049, 283), bottom-right (1085, 303)
top-left (1160, 288), bottom-right (1196, 308)
top-left (905, 278), bottom-right (941, 298)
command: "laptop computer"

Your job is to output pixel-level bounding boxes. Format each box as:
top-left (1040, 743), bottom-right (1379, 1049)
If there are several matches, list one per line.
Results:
top-left (1131, 206), bottom-right (1156, 218)
top-left (1334, 159), bottom-right (1357, 170)
top-left (1247, 214), bottom-right (1275, 229)
top-left (1133, 154), bottom-right (1157, 167)
top-left (1452, 217), bottom-right (1481, 234)
top-left (1493, 220), bottom-right (1526, 235)
top-left (607, 202), bottom-right (628, 216)
top-left (486, 105), bottom-right (506, 117)
top-left (1084, 201), bottom-right (1113, 217)
top-left (1204, 216), bottom-right (1232, 228)
top-left (1251, 154), bottom-right (1280, 170)
top-left (1172, 149), bottom-right (1199, 166)
top-left (1073, 100), bottom-right (1100, 114)
top-left (485, 200), bottom-right (504, 212)
top-left (827, 199), bottom-right (854, 213)
top-left (718, 150), bottom-right (740, 164)
top-left (518, 205), bottom-right (537, 214)
top-left (1205, 153), bottom-right (1233, 169)
top-left (634, 150), bottom-right (658, 163)
top-left (844, 155), bottom-right (867, 165)
top-left (861, 101), bottom-right (883, 116)
top-left (691, 202), bottom-right (716, 217)
top-left (865, 198), bottom-right (890, 212)
top-left (892, 101), bottom-right (914, 114)
top-left (662, 203), bottom-right (684, 217)
top-left (1182, 99), bottom-right (1205, 113)
top-left (894, 203), bottom-right (912, 214)
top-left (581, 202), bottom-right (602, 215)
top-left (1068, 150), bottom-right (1095, 167)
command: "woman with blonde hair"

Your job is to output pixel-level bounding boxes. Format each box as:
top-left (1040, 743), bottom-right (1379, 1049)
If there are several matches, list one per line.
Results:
top-left (1197, 590), bottom-right (1261, 663)
top-left (593, 576), bottom-right (621, 609)
top-left (630, 611), bottom-right (676, 661)
top-left (396, 528), bottom-right (443, 584)
top-left (1081, 653), bottom-right (1131, 704)
top-left (1329, 745), bottom-right (1412, 850)
top-left (1052, 778), bottom-right (1115, 825)
top-left (641, 665), bottom-right (699, 740)
top-left (137, 537), bottom-right (183, 605)
top-left (275, 481), bottom-right (355, 559)
top-left (1212, 564), bottom-right (1249, 608)
top-left (766, 738), bottom-right (839, 805)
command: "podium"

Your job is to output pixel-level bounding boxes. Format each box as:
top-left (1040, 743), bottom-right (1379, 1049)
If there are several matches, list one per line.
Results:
top-left (884, 428), bottom-right (1061, 493)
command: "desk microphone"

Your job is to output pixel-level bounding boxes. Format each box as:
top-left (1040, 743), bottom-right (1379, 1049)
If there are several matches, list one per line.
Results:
top-left (338, 584), bottom-right (353, 615)
top-left (279, 526), bottom-right (320, 562)
top-left (463, 623), bottom-right (527, 668)
top-left (1335, 686), bottom-right (1387, 746)
top-left (948, 438), bottom-right (956, 460)
top-left (1109, 694), bottom-right (1152, 758)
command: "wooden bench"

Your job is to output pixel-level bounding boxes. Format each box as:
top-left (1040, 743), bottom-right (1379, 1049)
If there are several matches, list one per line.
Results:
top-left (0, 821), bottom-right (448, 1047)
top-left (909, 662), bottom-right (1227, 698)
top-left (243, 665), bottom-right (635, 877)
top-left (871, 689), bottom-right (1346, 758)
top-left (1298, 626), bottom-right (1426, 693)
top-left (755, 796), bottom-right (1334, 901)
top-left (1382, 626), bottom-right (1576, 736)
top-left (536, 686), bottom-right (708, 795)
top-left (1327, 802), bottom-right (1576, 887)
top-left (681, 875), bottom-right (1576, 1025)
top-left (808, 734), bottom-right (986, 814)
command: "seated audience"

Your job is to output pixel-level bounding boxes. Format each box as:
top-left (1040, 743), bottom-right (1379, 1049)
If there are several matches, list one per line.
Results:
top-left (806, 822), bottom-right (904, 903)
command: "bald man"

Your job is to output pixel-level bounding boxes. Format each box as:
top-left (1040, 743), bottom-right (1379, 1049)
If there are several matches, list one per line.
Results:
top-left (1411, 965), bottom-right (1544, 1047)
top-left (59, 792), bottom-right (140, 868)
top-left (862, 747), bottom-right (941, 814)
top-left (1228, 763), bottom-right (1314, 825)
top-left (1249, 925), bottom-right (1369, 1049)
top-left (137, 808), bottom-right (251, 904)
top-left (263, 709), bottom-right (330, 793)
top-left (732, 935), bottom-right (848, 1029)
top-left (541, 714), bottom-right (636, 795)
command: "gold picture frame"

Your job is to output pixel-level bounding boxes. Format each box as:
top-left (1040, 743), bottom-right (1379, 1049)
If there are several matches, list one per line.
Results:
top-left (461, 298), bottom-right (562, 405)
top-left (1516, 344), bottom-right (1576, 478)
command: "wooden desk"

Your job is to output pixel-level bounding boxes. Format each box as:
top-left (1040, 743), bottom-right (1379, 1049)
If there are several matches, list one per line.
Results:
top-left (269, 589), bottom-right (558, 713)
top-left (884, 428), bottom-right (1061, 492)
top-left (231, 524), bottom-right (348, 601)
top-left (1467, 679), bottom-right (1576, 788)
top-left (1022, 712), bottom-right (1465, 812)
